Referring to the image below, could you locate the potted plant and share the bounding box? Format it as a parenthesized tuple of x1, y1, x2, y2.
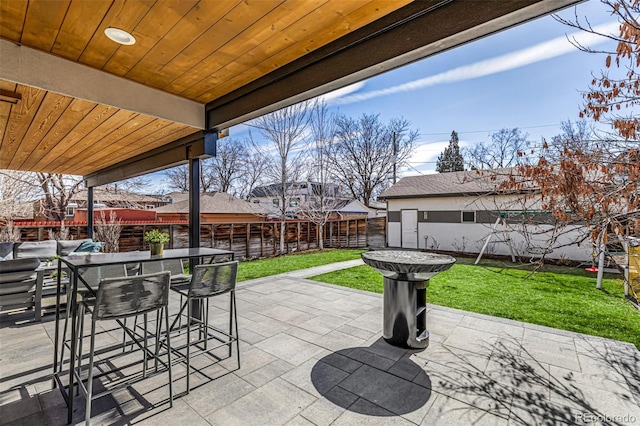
(144, 229, 170, 256)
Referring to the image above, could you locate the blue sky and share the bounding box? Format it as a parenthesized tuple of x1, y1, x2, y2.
(154, 0, 618, 188)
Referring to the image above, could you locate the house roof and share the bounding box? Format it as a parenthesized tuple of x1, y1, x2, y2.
(155, 192, 266, 215)
(71, 188, 162, 204)
(0, 1, 578, 183)
(379, 169, 516, 199)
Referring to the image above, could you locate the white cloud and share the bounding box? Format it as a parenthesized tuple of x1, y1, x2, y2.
(334, 21, 619, 105)
(319, 81, 366, 104)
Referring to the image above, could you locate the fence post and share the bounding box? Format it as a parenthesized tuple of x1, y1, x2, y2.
(212, 224, 217, 249)
(246, 223, 250, 259)
(260, 224, 264, 258)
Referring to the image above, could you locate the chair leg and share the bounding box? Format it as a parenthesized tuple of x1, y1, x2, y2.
(233, 292, 240, 369)
(77, 303, 85, 396)
(203, 300, 209, 351)
(59, 287, 72, 373)
(186, 300, 191, 394)
(85, 319, 98, 425)
(164, 306, 173, 407)
(122, 318, 127, 353)
(228, 292, 233, 358)
(143, 313, 148, 378)
(154, 310, 162, 373)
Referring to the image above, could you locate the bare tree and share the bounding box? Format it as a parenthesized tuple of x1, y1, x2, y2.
(463, 128, 532, 170)
(206, 137, 247, 194)
(94, 211, 122, 253)
(300, 101, 338, 249)
(249, 101, 312, 254)
(238, 145, 269, 200)
(498, 2, 640, 258)
(164, 162, 217, 193)
(35, 173, 83, 221)
(0, 170, 40, 220)
(328, 114, 418, 206)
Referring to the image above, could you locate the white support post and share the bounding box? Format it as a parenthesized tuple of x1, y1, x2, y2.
(503, 218, 516, 263)
(475, 216, 501, 265)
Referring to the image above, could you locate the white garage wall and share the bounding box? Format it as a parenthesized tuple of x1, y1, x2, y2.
(386, 196, 592, 262)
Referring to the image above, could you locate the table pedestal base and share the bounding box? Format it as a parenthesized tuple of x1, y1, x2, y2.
(382, 277, 429, 349)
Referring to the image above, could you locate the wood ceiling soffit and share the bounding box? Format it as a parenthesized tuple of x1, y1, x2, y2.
(103, 0, 200, 76)
(0, 0, 27, 41)
(125, 0, 240, 83)
(51, 109, 142, 169)
(9, 92, 73, 170)
(78, 0, 154, 69)
(20, 0, 70, 51)
(20, 98, 97, 171)
(188, 0, 409, 103)
(0, 85, 46, 169)
(74, 118, 186, 172)
(51, 0, 112, 61)
(35, 104, 118, 172)
(150, 0, 283, 94)
(179, 0, 330, 101)
(0, 80, 17, 147)
(74, 124, 196, 175)
(192, 0, 411, 102)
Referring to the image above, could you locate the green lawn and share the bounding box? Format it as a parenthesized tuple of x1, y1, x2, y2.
(310, 256, 640, 349)
(236, 249, 366, 282)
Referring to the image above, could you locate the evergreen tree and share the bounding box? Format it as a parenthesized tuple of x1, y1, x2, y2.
(436, 131, 465, 173)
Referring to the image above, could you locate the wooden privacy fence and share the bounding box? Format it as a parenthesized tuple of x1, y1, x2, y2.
(13, 218, 387, 259)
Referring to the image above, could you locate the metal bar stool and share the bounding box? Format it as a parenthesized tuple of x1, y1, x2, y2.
(74, 271, 173, 425)
(167, 261, 239, 393)
(59, 264, 127, 373)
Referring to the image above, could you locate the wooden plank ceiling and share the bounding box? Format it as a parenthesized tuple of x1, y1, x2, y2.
(0, 0, 411, 176)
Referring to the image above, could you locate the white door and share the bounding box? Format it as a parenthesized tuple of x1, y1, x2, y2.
(401, 210, 418, 249)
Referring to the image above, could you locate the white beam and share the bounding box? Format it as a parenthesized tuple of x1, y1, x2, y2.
(0, 39, 204, 129)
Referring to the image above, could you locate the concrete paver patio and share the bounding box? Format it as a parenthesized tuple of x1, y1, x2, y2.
(1, 260, 639, 425)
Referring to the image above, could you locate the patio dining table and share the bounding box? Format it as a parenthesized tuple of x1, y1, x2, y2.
(52, 247, 234, 424)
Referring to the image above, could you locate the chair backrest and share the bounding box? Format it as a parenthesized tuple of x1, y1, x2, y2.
(188, 261, 238, 299)
(77, 264, 128, 291)
(93, 271, 171, 320)
(141, 259, 184, 276)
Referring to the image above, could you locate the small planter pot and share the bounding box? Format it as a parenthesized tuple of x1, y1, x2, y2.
(150, 243, 164, 256)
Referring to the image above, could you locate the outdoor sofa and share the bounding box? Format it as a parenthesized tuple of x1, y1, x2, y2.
(0, 239, 102, 321)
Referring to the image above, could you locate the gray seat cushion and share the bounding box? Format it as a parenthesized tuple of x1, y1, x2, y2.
(0, 258, 39, 295)
(14, 241, 57, 261)
(0, 271, 38, 285)
(0, 258, 40, 273)
(58, 239, 92, 256)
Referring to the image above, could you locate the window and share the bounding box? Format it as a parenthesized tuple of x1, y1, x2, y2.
(289, 198, 299, 207)
(272, 199, 279, 206)
(66, 206, 75, 216)
(462, 211, 475, 223)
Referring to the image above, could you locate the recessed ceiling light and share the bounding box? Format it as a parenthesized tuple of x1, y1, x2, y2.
(104, 27, 136, 45)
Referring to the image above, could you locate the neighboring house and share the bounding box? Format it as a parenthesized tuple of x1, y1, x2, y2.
(379, 170, 591, 261)
(331, 199, 376, 220)
(33, 188, 168, 221)
(367, 201, 387, 218)
(251, 182, 342, 206)
(154, 192, 267, 223)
